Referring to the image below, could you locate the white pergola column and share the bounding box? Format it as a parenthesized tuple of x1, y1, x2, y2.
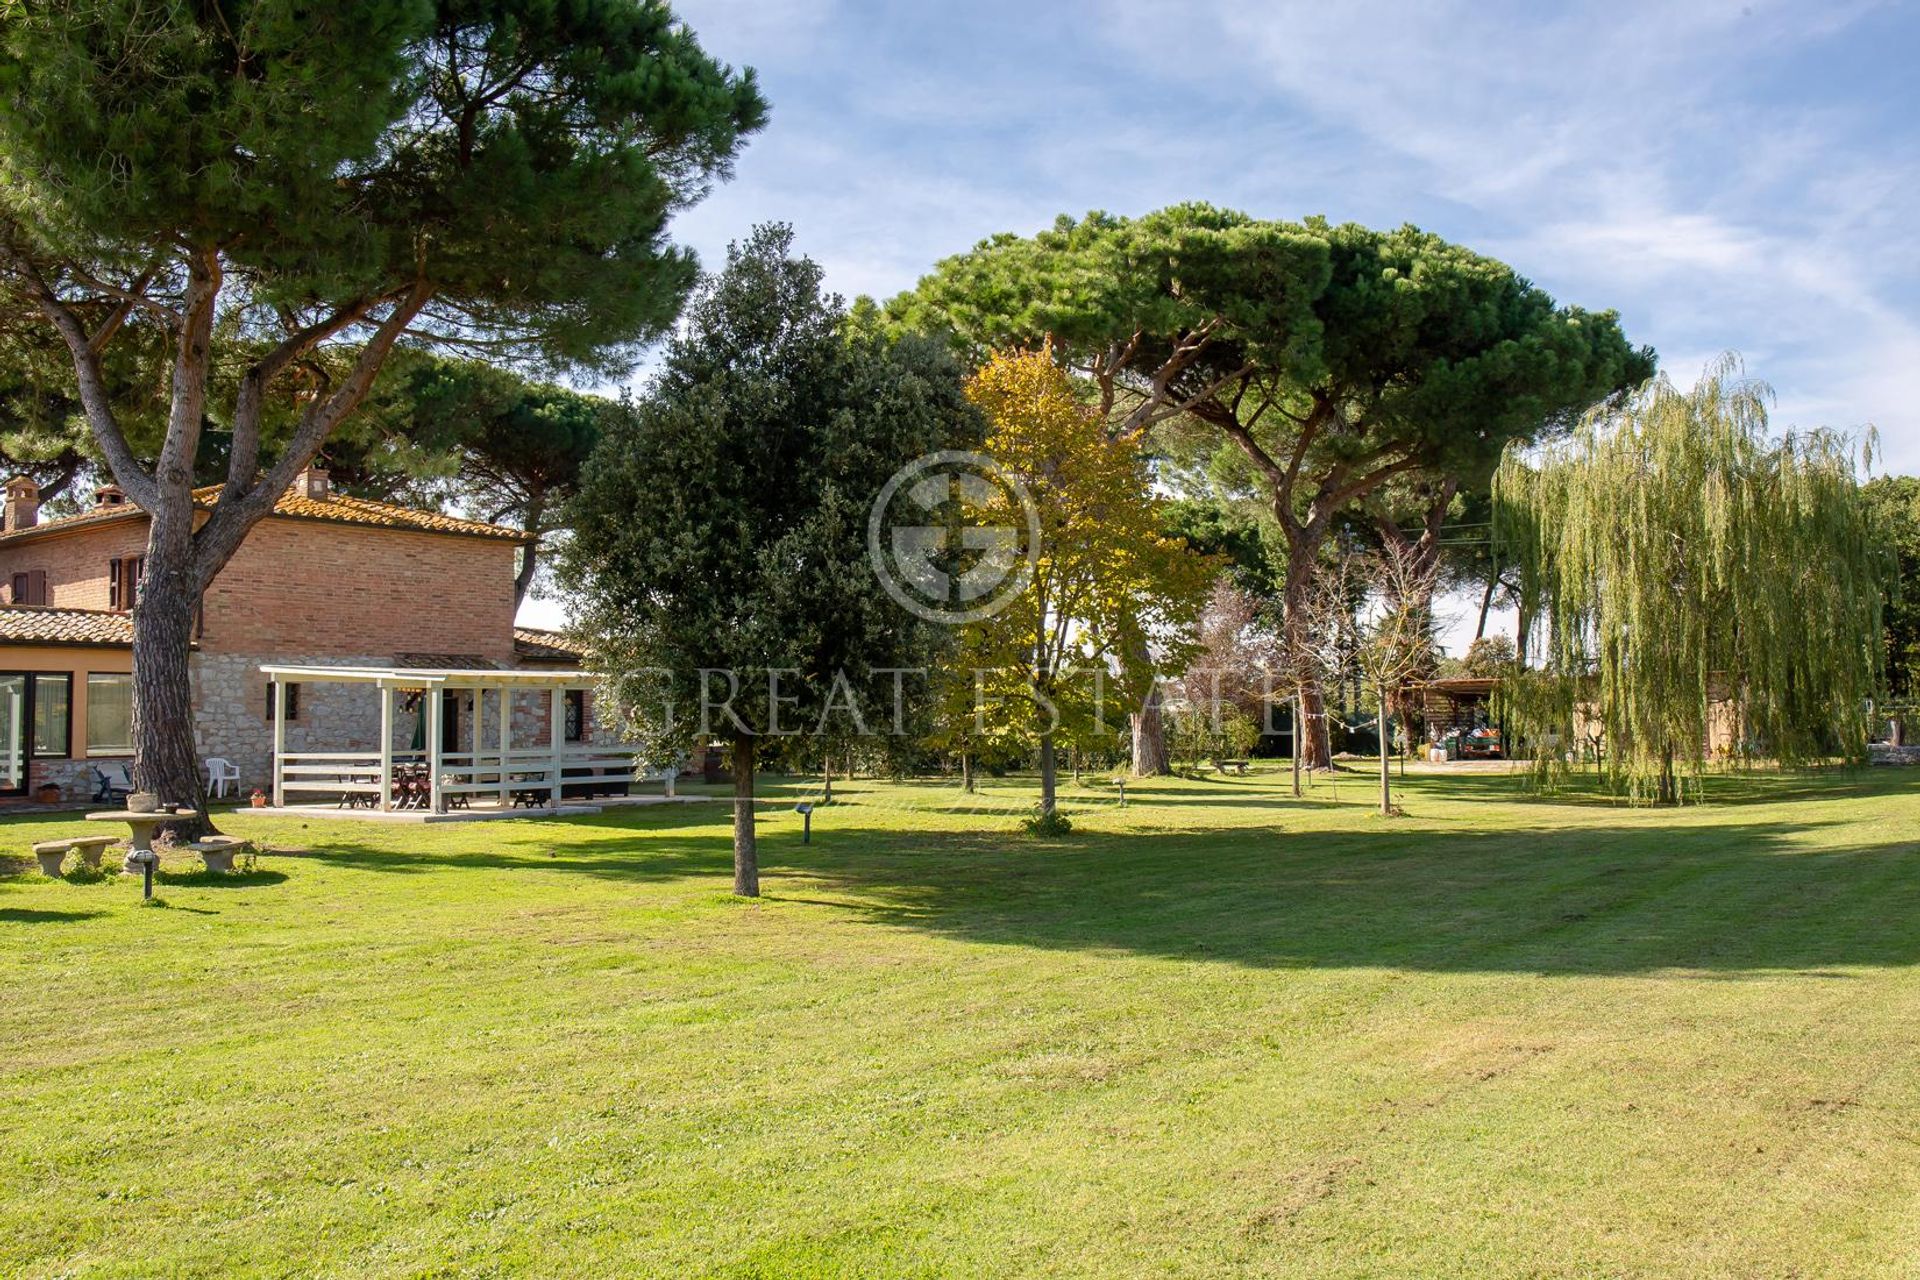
(549, 685, 565, 809)
(271, 679, 287, 808)
(378, 683, 395, 811)
(497, 688, 512, 809)
(426, 683, 444, 813)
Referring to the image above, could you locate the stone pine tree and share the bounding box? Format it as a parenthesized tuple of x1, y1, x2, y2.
(889, 206, 1326, 777)
(0, 0, 765, 828)
(362, 353, 609, 607)
(1494, 356, 1886, 801)
(890, 207, 1650, 772)
(560, 226, 978, 896)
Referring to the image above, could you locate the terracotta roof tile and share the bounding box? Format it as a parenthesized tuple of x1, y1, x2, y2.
(393, 653, 497, 670)
(0, 487, 527, 544)
(513, 627, 582, 664)
(243, 490, 527, 541)
(0, 605, 133, 647)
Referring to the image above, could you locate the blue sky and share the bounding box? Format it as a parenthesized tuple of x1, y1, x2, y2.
(660, 0, 1920, 466)
(532, 0, 1920, 642)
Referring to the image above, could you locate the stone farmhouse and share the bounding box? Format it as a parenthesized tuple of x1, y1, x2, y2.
(0, 468, 599, 804)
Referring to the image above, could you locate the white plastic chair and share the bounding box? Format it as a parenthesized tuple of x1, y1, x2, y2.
(205, 756, 241, 799)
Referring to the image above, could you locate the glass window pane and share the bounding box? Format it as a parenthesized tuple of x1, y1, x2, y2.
(33, 675, 70, 757)
(86, 673, 133, 756)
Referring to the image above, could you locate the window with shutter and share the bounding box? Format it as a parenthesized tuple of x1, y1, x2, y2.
(107, 557, 143, 611)
(27, 569, 45, 605)
(9, 572, 27, 604)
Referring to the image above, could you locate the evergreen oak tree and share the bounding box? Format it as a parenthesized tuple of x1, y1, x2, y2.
(559, 225, 977, 896)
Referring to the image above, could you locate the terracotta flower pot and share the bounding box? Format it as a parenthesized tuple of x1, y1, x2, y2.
(34, 784, 61, 805)
(250, 794, 267, 808)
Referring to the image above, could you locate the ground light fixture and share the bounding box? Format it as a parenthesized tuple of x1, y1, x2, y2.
(796, 803, 814, 844)
(130, 847, 156, 901)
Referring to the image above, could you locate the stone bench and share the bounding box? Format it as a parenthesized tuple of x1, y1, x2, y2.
(187, 836, 251, 873)
(30, 840, 73, 876)
(29, 837, 116, 876)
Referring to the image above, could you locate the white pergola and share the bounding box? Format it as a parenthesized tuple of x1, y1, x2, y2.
(261, 663, 642, 815)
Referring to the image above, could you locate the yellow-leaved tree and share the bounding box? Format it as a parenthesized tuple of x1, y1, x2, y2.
(958, 347, 1215, 828)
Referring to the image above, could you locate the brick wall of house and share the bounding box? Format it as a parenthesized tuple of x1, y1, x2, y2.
(0, 514, 518, 662)
(3, 523, 151, 611)
(200, 519, 518, 662)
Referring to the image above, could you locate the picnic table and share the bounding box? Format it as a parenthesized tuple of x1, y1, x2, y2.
(1213, 759, 1252, 776)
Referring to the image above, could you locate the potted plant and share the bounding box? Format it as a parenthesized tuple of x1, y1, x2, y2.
(33, 781, 62, 805)
(250, 788, 268, 809)
(126, 790, 158, 813)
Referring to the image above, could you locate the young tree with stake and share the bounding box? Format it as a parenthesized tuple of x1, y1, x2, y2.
(1352, 543, 1440, 815)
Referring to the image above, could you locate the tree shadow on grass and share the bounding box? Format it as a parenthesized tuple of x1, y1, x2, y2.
(1393, 765, 1899, 809)
(767, 813, 1920, 976)
(0, 907, 107, 924)
(154, 868, 290, 890)
(245, 773, 1920, 976)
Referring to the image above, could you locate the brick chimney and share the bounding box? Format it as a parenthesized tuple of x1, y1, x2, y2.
(92, 483, 128, 509)
(294, 465, 331, 500)
(3, 476, 39, 532)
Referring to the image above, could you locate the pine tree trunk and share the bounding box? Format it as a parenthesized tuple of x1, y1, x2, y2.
(131, 550, 213, 839)
(1038, 733, 1058, 817)
(1475, 569, 1498, 640)
(1292, 691, 1304, 798)
(1126, 636, 1170, 777)
(1283, 554, 1333, 770)
(731, 734, 759, 896)
(510, 491, 545, 609)
(961, 751, 974, 793)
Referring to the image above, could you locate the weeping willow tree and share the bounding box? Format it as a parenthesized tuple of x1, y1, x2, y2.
(1494, 356, 1885, 801)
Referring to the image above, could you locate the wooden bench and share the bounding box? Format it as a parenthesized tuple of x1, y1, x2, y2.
(1213, 759, 1251, 776)
(187, 836, 250, 873)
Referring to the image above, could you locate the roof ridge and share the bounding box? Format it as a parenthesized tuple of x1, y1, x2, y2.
(0, 602, 127, 615)
(2, 484, 526, 543)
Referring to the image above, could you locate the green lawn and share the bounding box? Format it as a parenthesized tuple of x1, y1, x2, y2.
(4, 767, 1919, 1278)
